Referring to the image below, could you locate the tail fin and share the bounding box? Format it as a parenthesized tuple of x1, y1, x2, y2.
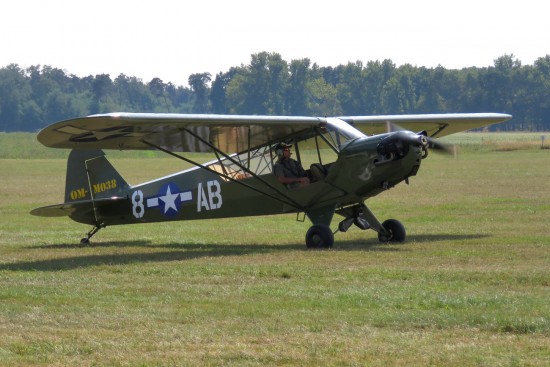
(64, 149, 129, 203)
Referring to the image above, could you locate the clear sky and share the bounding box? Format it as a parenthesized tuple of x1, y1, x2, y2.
(2, 0, 548, 86)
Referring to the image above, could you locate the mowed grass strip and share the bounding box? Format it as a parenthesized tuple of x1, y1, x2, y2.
(0, 136, 549, 366)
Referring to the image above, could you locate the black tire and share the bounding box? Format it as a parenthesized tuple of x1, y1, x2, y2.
(306, 225, 334, 248)
(377, 219, 406, 243)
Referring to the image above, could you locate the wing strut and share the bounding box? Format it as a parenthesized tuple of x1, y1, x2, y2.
(430, 123, 448, 138)
(140, 138, 306, 211)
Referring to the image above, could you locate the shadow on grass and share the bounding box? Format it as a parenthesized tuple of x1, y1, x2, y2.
(30, 240, 155, 249)
(8, 241, 310, 271)
(5, 233, 489, 272)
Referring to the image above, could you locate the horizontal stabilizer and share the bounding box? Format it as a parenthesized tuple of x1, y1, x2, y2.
(31, 197, 129, 225)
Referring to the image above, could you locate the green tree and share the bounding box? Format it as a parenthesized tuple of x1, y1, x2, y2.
(306, 77, 342, 116)
(362, 59, 396, 114)
(210, 71, 232, 114)
(114, 74, 155, 111)
(188, 73, 211, 113)
(90, 74, 113, 114)
(336, 61, 367, 115)
(287, 58, 311, 115)
(531, 55, 550, 130)
(265, 53, 288, 114)
(226, 52, 289, 115)
(1, 53, 550, 132)
(0, 64, 31, 131)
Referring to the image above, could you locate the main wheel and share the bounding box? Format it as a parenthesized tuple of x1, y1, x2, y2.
(377, 219, 406, 243)
(306, 225, 334, 248)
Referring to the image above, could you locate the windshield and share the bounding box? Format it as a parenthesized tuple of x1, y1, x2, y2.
(325, 117, 365, 150)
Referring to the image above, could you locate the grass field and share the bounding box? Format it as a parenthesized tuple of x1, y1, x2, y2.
(0, 133, 549, 366)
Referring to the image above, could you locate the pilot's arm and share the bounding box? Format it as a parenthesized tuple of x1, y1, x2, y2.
(273, 163, 310, 186)
(275, 175, 310, 185)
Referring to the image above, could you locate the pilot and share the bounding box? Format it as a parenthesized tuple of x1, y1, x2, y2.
(273, 142, 310, 188)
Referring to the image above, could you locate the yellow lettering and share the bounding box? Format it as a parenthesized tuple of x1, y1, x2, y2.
(70, 188, 86, 200)
(92, 179, 118, 194)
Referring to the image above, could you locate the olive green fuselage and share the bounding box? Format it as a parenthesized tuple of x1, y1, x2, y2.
(73, 132, 423, 228)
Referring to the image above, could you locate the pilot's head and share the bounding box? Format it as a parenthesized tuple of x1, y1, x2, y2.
(275, 142, 292, 159)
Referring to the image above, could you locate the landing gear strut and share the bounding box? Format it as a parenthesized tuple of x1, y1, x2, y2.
(336, 203, 407, 243)
(80, 224, 104, 246)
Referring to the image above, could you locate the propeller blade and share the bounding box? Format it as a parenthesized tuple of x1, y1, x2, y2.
(427, 137, 454, 155)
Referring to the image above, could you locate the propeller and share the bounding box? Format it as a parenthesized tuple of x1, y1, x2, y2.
(386, 123, 455, 157)
(417, 130, 454, 155)
(375, 123, 455, 165)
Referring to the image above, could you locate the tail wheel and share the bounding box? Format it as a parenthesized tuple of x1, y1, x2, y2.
(306, 225, 334, 249)
(378, 219, 406, 243)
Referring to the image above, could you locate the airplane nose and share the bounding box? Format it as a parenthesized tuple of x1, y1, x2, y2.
(374, 131, 427, 165)
(338, 131, 424, 160)
(418, 135, 428, 147)
(329, 132, 425, 196)
(374, 130, 457, 165)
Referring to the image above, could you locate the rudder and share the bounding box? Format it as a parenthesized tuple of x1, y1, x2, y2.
(64, 150, 129, 203)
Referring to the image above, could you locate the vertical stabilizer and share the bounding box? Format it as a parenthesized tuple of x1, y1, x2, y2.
(64, 150, 129, 203)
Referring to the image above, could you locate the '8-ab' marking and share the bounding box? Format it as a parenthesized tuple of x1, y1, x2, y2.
(132, 190, 145, 218)
(131, 180, 222, 219)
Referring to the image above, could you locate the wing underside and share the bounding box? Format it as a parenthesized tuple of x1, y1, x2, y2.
(37, 113, 324, 153)
(341, 113, 511, 137)
(37, 112, 511, 153)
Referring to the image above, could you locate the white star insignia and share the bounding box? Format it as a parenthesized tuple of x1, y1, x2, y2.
(159, 186, 179, 213)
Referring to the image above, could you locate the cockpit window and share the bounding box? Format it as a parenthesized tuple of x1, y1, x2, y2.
(205, 145, 273, 181)
(203, 118, 365, 182)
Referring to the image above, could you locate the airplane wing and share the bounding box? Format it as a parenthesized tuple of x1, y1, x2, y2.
(37, 113, 324, 153)
(37, 112, 511, 153)
(341, 113, 511, 138)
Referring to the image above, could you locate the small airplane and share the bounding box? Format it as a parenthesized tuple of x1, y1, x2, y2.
(31, 112, 511, 248)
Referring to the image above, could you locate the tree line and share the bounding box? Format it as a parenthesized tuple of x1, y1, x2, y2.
(1, 52, 549, 132)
